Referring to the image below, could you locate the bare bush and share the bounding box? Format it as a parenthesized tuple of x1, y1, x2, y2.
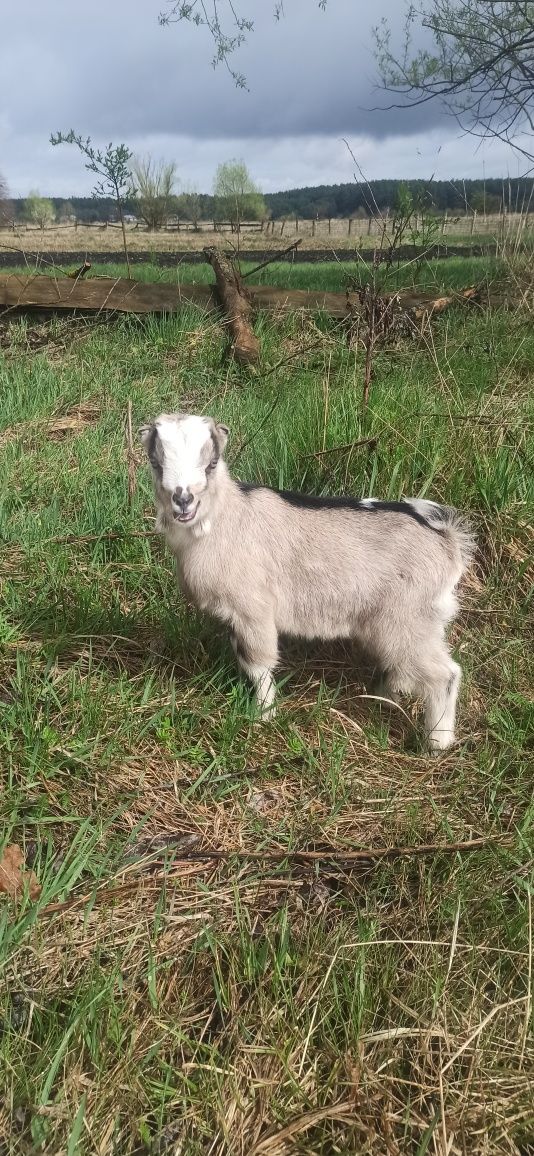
(132, 156, 177, 229)
(0, 171, 14, 226)
(176, 186, 203, 229)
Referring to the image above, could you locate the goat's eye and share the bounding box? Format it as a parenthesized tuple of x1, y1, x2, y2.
(206, 459, 217, 473)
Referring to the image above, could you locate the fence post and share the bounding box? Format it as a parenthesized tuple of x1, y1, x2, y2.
(328, 218, 331, 234)
(441, 210, 448, 237)
(295, 217, 299, 234)
(280, 219, 285, 236)
(312, 218, 316, 237)
(367, 216, 372, 235)
(348, 218, 352, 236)
(470, 210, 477, 236)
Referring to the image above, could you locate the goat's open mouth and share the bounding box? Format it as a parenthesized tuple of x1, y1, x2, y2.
(173, 501, 200, 524)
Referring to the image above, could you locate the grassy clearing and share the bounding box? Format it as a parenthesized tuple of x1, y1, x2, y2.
(0, 265, 533, 1153)
(86, 256, 503, 295)
(2, 254, 504, 299)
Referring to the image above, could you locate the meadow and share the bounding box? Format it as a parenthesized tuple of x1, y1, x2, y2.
(0, 212, 531, 257)
(80, 255, 503, 294)
(0, 254, 533, 1154)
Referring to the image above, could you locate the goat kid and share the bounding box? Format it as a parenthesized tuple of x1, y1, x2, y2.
(140, 413, 474, 750)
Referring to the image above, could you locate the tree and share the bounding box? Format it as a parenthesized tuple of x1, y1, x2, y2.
(176, 185, 203, 229)
(213, 161, 266, 230)
(159, 1, 327, 86)
(374, 2, 534, 169)
(50, 130, 135, 274)
(0, 171, 13, 226)
(58, 200, 76, 223)
(24, 191, 55, 230)
(132, 155, 177, 229)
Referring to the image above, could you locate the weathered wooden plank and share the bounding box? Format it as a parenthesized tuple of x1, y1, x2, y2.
(0, 274, 353, 317)
(0, 274, 216, 314)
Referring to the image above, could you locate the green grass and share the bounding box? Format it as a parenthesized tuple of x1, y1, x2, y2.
(3, 253, 505, 295)
(0, 269, 533, 1153)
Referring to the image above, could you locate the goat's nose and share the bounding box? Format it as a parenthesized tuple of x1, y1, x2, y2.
(173, 488, 194, 510)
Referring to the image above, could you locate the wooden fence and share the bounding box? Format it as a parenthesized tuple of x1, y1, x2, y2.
(2, 211, 532, 241)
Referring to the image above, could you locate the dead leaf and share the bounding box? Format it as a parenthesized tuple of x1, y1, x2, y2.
(0, 845, 41, 901)
(248, 788, 283, 815)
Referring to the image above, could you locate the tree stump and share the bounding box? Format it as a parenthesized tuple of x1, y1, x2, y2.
(203, 246, 260, 365)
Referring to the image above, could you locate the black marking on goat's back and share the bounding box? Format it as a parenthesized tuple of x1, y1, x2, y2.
(237, 483, 443, 534)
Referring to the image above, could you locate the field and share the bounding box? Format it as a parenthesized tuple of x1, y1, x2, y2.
(1, 212, 532, 257)
(0, 255, 533, 1154)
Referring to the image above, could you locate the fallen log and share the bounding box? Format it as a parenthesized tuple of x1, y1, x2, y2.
(0, 273, 358, 318)
(0, 273, 479, 322)
(0, 273, 215, 315)
(203, 246, 260, 365)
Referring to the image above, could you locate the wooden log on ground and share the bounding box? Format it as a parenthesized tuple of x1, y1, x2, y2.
(0, 274, 480, 321)
(0, 273, 216, 314)
(203, 246, 260, 365)
(0, 273, 357, 317)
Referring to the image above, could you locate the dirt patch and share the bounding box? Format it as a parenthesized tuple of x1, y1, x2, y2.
(0, 244, 499, 269)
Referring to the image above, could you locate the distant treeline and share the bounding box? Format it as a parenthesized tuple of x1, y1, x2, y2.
(9, 178, 534, 223)
(265, 177, 533, 219)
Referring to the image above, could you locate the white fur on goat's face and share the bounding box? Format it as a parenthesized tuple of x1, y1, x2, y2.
(140, 413, 228, 531)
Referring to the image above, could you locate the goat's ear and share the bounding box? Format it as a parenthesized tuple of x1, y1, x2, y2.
(138, 424, 154, 450)
(215, 423, 229, 452)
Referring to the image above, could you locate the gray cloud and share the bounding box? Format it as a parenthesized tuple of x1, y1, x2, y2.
(0, 0, 520, 195)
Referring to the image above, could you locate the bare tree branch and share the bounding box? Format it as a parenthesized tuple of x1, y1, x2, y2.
(374, 1, 534, 169)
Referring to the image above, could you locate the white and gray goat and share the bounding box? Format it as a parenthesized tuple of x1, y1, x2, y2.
(140, 413, 474, 750)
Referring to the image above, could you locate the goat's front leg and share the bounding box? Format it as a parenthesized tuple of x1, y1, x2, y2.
(231, 620, 278, 717)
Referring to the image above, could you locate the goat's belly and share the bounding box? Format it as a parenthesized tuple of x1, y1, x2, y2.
(277, 603, 360, 642)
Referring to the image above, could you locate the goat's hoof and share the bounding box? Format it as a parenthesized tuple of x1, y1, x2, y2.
(255, 702, 277, 722)
(428, 733, 455, 755)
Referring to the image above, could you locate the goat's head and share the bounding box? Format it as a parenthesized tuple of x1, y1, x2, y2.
(139, 413, 229, 530)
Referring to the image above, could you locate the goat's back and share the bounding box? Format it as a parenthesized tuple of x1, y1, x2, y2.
(165, 480, 472, 643)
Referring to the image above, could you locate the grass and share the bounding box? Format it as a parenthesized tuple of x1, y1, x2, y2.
(2, 253, 505, 299)
(0, 261, 533, 1153)
(87, 255, 504, 295)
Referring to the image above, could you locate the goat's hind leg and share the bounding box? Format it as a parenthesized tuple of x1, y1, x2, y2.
(381, 637, 462, 752)
(231, 621, 279, 718)
(423, 655, 461, 752)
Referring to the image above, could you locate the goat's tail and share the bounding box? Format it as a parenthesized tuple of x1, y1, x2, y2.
(407, 499, 476, 574)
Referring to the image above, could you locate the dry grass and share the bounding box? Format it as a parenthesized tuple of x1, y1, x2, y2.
(0, 213, 531, 256)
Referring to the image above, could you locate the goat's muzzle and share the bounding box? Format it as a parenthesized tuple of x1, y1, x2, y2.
(172, 488, 199, 524)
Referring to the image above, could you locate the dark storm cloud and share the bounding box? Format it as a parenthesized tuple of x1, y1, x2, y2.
(0, 0, 518, 194)
(1, 0, 443, 142)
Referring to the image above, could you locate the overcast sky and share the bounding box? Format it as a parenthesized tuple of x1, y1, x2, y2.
(0, 0, 523, 198)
